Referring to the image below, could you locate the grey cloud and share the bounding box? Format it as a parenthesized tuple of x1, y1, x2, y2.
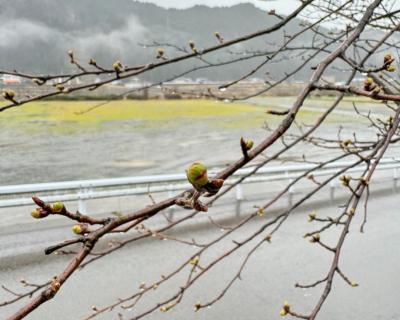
(0, 19, 54, 48)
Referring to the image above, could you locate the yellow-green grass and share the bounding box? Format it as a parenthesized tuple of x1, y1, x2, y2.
(0, 99, 348, 134)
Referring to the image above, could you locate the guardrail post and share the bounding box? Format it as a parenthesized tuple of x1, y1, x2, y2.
(235, 184, 244, 201)
(168, 190, 175, 220)
(78, 187, 87, 213)
(235, 184, 244, 216)
(286, 171, 293, 207)
(330, 181, 335, 201)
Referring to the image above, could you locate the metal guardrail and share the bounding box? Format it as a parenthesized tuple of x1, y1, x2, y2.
(0, 159, 399, 211)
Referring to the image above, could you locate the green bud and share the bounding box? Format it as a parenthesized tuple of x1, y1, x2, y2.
(2, 89, 15, 100)
(245, 139, 254, 150)
(52, 202, 65, 213)
(186, 162, 209, 190)
(72, 225, 82, 234)
(31, 208, 42, 219)
(72, 223, 89, 234)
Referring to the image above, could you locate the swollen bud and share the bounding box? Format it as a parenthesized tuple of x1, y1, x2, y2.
(31, 208, 48, 219)
(280, 301, 290, 316)
(52, 202, 65, 213)
(156, 48, 165, 59)
(309, 233, 320, 243)
(364, 77, 376, 92)
(189, 255, 200, 266)
(186, 162, 209, 190)
(245, 139, 254, 150)
(387, 65, 396, 72)
(308, 211, 317, 222)
(72, 223, 89, 235)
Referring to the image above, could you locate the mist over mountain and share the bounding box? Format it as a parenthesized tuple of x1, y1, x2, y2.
(0, 1, 373, 82)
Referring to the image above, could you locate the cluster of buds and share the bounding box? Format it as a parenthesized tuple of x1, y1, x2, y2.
(31, 198, 66, 219)
(383, 53, 396, 72)
(214, 32, 224, 44)
(2, 89, 16, 101)
(339, 175, 351, 187)
(72, 223, 90, 235)
(156, 48, 166, 59)
(256, 208, 265, 217)
(363, 77, 380, 94)
(279, 301, 290, 317)
(112, 60, 124, 73)
(188, 40, 198, 53)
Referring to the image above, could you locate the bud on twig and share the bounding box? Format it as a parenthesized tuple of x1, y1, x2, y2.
(2, 89, 16, 102)
(72, 223, 89, 235)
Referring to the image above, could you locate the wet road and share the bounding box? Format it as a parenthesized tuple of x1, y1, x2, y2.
(1, 188, 399, 320)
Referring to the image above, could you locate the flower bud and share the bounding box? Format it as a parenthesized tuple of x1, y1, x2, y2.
(31, 208, 49, 219)
(156, 48, 165, 59)
(189, 40, 197, 53)
(52, 202, 65, 213)
(112, 60, 123, 72)
(89, 58, 96, 65)
(309, 233, 320, 243)
(387, 65, 396, 72)
(2, 89, 15, 101)
(245, 139, 254, 150)
(194, 302, 201, 311)
(190, 255, 200, 266)
(308, 211, 316, 222)
(280, 309, 287, 316)
(72, 223, 89, 235)
(186, 162, 209, 190)
(384, 53, 393, 64)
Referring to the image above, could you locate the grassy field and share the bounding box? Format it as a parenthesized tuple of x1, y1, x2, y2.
(0, 98, 358, 133)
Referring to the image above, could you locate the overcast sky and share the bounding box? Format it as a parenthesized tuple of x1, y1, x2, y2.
(134, 0, 300, 13)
